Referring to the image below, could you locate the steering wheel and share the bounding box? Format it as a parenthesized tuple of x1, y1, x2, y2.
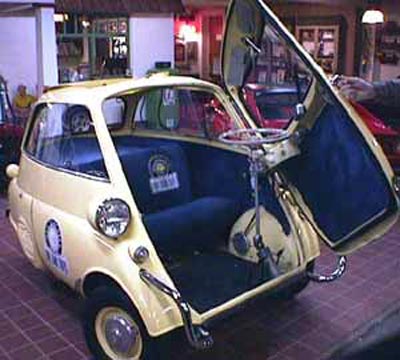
(218, 128, 291, 147)
(63, 105, 92, 134)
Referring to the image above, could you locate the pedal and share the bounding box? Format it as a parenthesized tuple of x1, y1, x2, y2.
(258, 247, 280, 278)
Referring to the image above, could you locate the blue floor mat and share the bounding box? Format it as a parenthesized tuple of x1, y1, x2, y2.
(169, 253, 273, 313)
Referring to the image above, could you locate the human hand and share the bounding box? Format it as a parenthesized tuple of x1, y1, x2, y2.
(336, 76, 376, 102)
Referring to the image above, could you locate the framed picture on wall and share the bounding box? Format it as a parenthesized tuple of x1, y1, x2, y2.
(186, 41, 198, 63)
(296, 25, 339, 74)
(175, 41, 185, 63)
(293, 16, 346, 74)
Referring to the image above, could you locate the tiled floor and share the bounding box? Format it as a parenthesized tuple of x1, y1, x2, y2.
(0, 195, 399, 359)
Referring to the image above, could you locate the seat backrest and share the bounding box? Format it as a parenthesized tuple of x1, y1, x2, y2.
(119, 143, 192, 214)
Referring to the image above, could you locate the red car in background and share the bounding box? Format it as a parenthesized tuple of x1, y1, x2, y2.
(242, 84, 400, 173)
(243, 84, 297, 129)
(350, 101, 400, 173)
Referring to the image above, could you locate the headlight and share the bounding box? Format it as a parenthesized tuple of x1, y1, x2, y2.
(95, 198, 131, 239)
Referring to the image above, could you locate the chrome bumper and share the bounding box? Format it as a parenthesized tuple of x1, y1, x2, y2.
(139, 269, 213, 350)
(307, 256, 347, 283)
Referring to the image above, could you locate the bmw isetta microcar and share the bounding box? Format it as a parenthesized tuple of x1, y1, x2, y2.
(6, 0, 400, 359)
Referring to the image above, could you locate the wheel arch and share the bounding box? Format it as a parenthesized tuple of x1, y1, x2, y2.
(80, 269, 181, 338)
(82, 271, 125, 297)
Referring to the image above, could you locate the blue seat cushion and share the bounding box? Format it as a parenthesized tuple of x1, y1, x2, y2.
(143, 197, 241, 254)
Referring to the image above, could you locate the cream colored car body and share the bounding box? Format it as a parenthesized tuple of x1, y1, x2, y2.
(7, 75, 322, 337)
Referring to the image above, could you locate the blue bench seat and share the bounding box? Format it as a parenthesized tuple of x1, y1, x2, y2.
(143, 197, 240, 254)
(117, 143, 240, 254)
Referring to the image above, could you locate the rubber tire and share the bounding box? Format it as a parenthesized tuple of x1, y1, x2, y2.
(83, 287, 161, 360)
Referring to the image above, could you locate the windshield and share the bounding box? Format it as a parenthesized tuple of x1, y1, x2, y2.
(223, 0, 314, 129)
(243, 20, 314, 129)
(130, 87, 238, 139)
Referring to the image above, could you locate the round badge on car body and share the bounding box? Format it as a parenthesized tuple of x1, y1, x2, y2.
(44, 219, 69, 275)
(45, 219, 62, 255)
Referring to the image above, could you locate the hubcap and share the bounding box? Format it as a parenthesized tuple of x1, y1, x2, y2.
(95, 307, 143, 360)
(105, 316, 138, 354)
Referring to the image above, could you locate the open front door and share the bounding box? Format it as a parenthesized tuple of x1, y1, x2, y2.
(222, 0, 399, 255)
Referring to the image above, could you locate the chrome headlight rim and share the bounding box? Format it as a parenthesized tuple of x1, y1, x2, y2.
(95, 198, 131, 239)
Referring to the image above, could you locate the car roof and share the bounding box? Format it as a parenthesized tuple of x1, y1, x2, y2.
(39, 75, 222, 105)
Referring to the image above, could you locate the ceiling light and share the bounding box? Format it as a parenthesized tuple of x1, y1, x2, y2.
(54, 13, 68, 23)
(362, 9, 384, 24)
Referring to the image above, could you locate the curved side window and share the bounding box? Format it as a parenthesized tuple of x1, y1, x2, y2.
(24, 103, 108, 180)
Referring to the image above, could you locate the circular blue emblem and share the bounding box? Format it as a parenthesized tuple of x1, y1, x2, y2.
(45, 219, 62, 255)
(232, 232, 250, 255)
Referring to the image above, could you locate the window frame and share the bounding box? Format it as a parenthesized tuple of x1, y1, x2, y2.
(102, 96, 127, 130)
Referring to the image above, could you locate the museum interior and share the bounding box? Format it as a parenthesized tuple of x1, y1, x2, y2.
(0, 0, 399, 360)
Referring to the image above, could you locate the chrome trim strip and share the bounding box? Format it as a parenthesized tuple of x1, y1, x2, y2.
(307, 256, 347, 283)
(330, 209, 387, 247)
(22, 151, 110, 183)
(243, 36, 262, 54)
(139, 269, 213, 350)
(393, 175, 400, 195)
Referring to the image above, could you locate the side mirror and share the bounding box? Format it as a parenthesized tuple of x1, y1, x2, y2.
(6, 164, 19, 179)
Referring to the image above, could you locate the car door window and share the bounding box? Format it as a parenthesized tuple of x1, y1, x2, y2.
(25, 103, 108, 179)
(133, 87, 235, 139)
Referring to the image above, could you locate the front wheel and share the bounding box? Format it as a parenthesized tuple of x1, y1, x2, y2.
(83, 287, 160, 360)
